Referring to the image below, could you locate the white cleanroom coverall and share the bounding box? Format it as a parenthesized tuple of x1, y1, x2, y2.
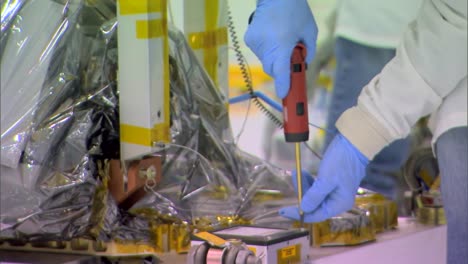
(336, 0, 467, 157)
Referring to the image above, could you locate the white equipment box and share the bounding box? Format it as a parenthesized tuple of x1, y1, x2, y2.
(190, 226, 310, 264)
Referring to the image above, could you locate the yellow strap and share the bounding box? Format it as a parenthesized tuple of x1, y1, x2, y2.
(136, 19, 166, 39)
(204, 0, 220, 86)
(194, 231, 227, 247)
(185, 1, 227, 91)
(119, 0, 163, 15)
(188, 27, 227, 90)
(120, 123, 170, 146)
(188, 28, 228, 49)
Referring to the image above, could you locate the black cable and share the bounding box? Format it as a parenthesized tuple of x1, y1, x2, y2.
(227, 6, 283, 128)
(227, 6, 325, 160)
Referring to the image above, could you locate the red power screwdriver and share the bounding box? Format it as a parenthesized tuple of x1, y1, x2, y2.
(283, 43, 309, 226)
(247, 13, 309, 225)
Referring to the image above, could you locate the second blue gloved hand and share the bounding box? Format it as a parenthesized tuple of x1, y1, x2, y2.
(244, 0, 317, 99)
(280, 134, 369, 222)
(290, 170, 315, 195)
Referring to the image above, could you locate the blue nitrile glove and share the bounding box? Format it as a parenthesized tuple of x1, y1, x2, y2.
(280, 133, 369, 222)
(244, 0, 318, 99)
(290, 170, 315, 195)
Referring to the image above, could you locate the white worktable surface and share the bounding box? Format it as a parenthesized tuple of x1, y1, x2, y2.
(158, 218, 447, 264)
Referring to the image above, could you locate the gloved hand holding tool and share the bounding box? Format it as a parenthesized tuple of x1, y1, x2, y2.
(245, 0, 317, 226)
(290, 170, 315, 197)
(282, 43, 310, 226)
(280, 134, 369, 222)
(244, 0, 318, 99)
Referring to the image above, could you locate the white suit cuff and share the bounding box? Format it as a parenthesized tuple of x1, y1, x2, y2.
(336, 106, 396, 159)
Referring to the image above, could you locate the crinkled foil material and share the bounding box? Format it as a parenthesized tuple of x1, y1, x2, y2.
(1, 0, 121, 242)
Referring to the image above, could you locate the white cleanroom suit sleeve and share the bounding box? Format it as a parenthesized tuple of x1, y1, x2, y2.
(335, 0, 467, 159)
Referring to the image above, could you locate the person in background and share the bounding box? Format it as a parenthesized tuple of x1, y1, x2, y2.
(244, 0, 467, 263)
(323, 0, 423, 199)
